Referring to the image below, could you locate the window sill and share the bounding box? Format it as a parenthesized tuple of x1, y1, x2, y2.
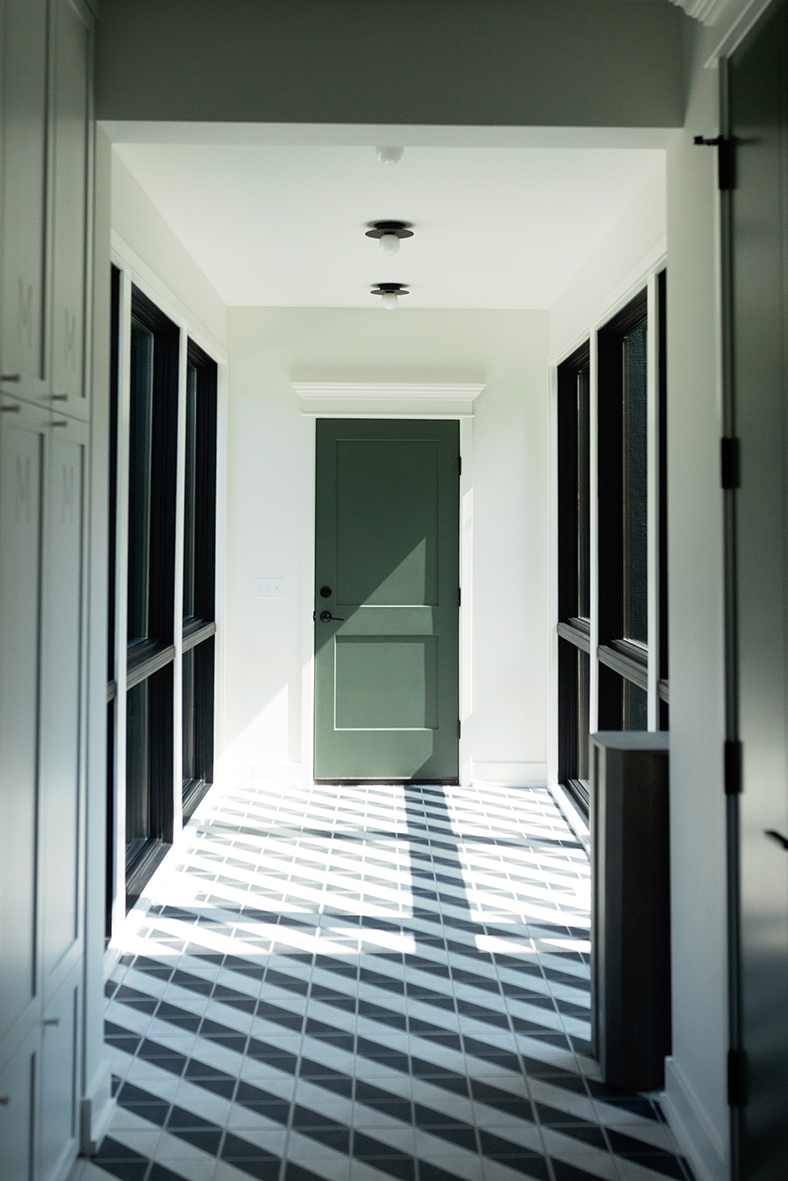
(182, 618, 216, 653)
(126, 642, 175, 690)
(597, 642, 649, 691)
(557, 619, 591, 653)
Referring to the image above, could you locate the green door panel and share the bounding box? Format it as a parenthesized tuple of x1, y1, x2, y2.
(314, 418, 459, 782)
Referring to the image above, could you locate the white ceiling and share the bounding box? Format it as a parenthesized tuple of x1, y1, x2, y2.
(113, 141, 665, 310)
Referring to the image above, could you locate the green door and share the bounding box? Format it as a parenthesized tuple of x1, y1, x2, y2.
(314, 418, 460, 782)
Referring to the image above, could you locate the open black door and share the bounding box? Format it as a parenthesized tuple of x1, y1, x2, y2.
(728, 5, 788, 1176)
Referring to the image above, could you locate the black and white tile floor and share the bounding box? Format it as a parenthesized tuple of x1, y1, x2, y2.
(70, 780, 694, 1181)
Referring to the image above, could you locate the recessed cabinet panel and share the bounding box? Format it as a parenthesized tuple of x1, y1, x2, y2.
(0, 0, 49, 397)
(0, 1032, 36, 1181)
(39, 977, 80, 1181)
(0, 401, 46, 1043)
(40, 419, 87, 980)
(50, 0, 91, 418)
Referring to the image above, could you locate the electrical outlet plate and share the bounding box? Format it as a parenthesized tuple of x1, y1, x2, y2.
(254, 577, 284, 599)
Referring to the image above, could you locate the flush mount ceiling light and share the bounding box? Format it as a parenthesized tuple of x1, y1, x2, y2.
(371, 282, 409, 310)
(365, 220, 414, 256)
(376, 145, 404, 165)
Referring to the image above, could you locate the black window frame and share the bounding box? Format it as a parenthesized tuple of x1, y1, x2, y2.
(123, 286, 180, 909)
(555, 273, 669, 811)
(597, 288, 650, 731)
(181, 339, 218, 820)
(557, 342, 592, 809)
(126, 287, 179, 664)
(657, 270, 669, 729)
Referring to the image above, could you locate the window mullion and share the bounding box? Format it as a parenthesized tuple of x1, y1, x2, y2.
(111, 266, 134, 935)
(588, 329, 600, 736)
(172, 326, 188, 846)
(646, 272, 661, 730)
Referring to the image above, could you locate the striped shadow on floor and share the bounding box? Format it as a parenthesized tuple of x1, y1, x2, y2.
(69, 781, 694, 1181)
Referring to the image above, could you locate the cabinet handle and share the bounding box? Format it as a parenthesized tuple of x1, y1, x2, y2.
(52, 420, 68, 428)
(42, 1017, 60, 1026)
(1, 374, 20, 382)
(0, 404, 21, 413)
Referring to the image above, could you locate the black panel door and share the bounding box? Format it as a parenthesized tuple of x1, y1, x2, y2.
(729, 6, 788, 1177)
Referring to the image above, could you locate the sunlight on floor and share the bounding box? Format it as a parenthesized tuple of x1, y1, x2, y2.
(71, 781, 691, 1181)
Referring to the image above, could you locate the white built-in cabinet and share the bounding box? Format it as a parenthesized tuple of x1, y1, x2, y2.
(0, 0, 94, 1178)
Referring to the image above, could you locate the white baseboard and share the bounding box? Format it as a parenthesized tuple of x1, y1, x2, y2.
(223, 761, 303, 784)
(662, 1057, 729, 1181)
(471, 761, 548, 787)
(79, 1059, 114, 1156)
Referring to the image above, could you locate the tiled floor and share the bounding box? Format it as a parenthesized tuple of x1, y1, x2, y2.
(70, 779, 694, 1181)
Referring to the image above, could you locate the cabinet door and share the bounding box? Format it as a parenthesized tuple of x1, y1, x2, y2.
(39, 414, 88, 991)
(0, 0, 49, 401)
(0, 1028, 37, 1181)
(39, 971, 80, 1181)
(0, 398, 47, 1044)
(50, 0, 92, 420)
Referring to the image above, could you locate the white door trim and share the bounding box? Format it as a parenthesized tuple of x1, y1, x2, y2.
(297, 387, 479, 787)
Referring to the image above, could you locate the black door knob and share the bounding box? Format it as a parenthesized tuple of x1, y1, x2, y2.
(319, 610, 344, 622)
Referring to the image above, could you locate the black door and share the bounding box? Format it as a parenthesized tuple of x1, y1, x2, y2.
(728, 5, 788, 1176)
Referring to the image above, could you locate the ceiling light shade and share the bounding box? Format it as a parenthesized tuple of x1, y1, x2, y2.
(365, 222, 414, 255)
(379, 233, 400, 256)
(376, 146, 404, 165)
(371, 282, 409, 310)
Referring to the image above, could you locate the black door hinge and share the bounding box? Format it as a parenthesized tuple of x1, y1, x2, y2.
(457, 719, 461, 740)
(458, 456, 462, 478)
(694, 135, 735, 191)
(458, 587, 461, 607)
(721, 437, 740, 490)
(725, 739, 742, 796)
(728, 1047, 748, 1106)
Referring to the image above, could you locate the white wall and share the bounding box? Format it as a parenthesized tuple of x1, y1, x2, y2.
(223, 307, 549, 786)
(662, 30, 729, 1181)
(110, 150, 227, 350)
(549, 157, 667, 357)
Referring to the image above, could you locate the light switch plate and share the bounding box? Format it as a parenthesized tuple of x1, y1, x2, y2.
(254, 577, 283, 599)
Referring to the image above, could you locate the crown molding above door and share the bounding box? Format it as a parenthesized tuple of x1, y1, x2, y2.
(291, 381, 486, 418)
(668, 0, 729, 25)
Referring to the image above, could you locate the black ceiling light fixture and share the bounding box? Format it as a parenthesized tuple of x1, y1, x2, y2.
(371, 282, 409, 310)
(365, 220, 414, 256)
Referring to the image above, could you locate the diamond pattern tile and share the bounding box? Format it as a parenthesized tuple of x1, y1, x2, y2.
(69, 781, 693, 1181)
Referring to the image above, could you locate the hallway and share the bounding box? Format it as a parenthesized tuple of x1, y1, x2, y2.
(72, 782, 691, 1181)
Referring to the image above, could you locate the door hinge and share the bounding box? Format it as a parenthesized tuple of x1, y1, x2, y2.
(458, 587, 461, 607)
(728, 1047, 748, 1106)
(725, 739, 742, 795)
(458, 456, 462, 478)
(694, 134, 735, 191)
(457, 719, 461, 740)
(721, 437, 740, 490)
